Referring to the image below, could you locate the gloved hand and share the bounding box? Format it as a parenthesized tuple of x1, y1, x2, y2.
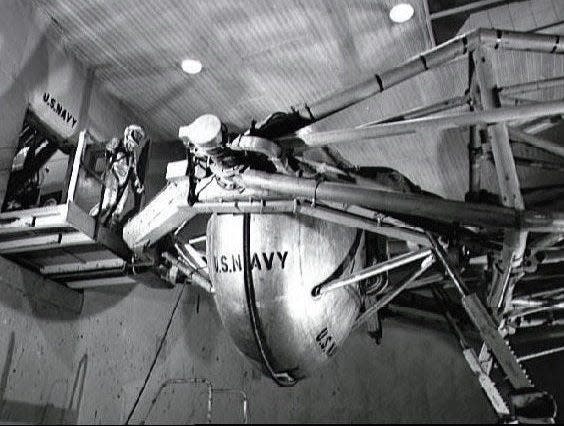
(133, 178, 145, 194)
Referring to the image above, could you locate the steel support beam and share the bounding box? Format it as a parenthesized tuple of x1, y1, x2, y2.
(518, 345, 564, 362)
(430, 0, 507, 20)
(163, 252, 214, 294)
(353, 255, 435, 329)
(428, 232, 532, 390)
(290, 28, 564, 127)
(312, 249, 433, 297)
(473, 46, 527, 313)
(238, 169, 564, 232)
(473, 46, 528, 377)
(285, 100, 564, 147)
(499, 76, 564, 96)
(508, 127, 564, 159)
(358, 95, 469, 127)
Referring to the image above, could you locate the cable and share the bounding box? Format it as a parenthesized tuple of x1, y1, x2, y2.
(124, 284, 185, 424)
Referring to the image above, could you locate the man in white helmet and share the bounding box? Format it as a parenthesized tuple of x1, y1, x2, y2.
(90, 124, 145, 228)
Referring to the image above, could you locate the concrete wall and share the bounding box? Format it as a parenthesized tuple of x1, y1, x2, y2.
(0, 252, 494, 423)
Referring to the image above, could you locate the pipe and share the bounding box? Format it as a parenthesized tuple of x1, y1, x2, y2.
(197, 187, 279, 203)
(358, 95, 469, 127)
(508, 127, 564, 159)
(500, 95, 541, 106)
(294, 30, 472, 122)
(189, 235, 207, 245)
(286, 100, 564, 147)
(430, 0, 507, 20)
(239, 170, 515, 228)
(507, 306, 559, 321)
(187, 200, 297, 214)
(477, 28, 564, 54)
(312, 249, 433, 296)
(491, 230, 528, 309)
(499, 76, 564, 96)
(511, 317, 564, 329)
(523, 186, 564, 207)
(535, 249, 564, 264)
(354, 255, 435, 329)
(511, 324, 564, 342)
(426, 232, 470, 296)
(518, 345, 564, 362)
(297, 204, 430, 246)
(186, 198, 430, 245)
(530, 233, 564, 250)
(163, 252, 214, 294)
(291, 28, 564, 125)
(518, 287, 564, 302)
(512, 157, 564, 172)
(239, 169, 564, 232)
(512, 299, 564, 309)
(520, 116, 562, 135)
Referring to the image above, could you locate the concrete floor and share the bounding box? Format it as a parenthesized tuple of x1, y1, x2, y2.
(0, 254, 496, 423)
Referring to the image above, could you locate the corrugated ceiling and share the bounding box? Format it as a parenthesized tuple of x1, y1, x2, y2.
(32, 0, 432, 140)
(31, 0, 564, 199)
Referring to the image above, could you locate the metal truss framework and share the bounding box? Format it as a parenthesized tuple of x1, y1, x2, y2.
(121, 28, 564, 422)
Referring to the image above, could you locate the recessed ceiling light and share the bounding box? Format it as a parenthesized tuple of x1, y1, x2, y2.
(389, 3, 414, 23)
(181, 58, 202, 74)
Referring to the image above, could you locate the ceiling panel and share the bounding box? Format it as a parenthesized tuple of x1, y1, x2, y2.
(30, 0, 564, 200)
(32, 0, 432, 139)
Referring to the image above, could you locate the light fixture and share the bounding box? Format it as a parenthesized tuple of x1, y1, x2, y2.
(181, 58, 203, 74)
(389, 3, 414, 24)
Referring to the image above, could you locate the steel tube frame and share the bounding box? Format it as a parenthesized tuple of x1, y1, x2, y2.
(284, 100, 564, 147)
(239, 169, 564, 232)
(163, 252, 214, 294)
(508, 127, 564, 159)
(530, 234, 564, 250)
(188, 200, 297, 214)
(358, 95, 469, 127)
(510, 317, 564, 329)
(428, 233, 534, 390)
(535, 249, 564, 264)
(512, 299, 564, 309)
(312, 248, 433, 297)
(180, 198, 431, 245)
(518, 345, 564, 362)
(354, 255, 435, 328)
(291, 28, 564, 125)
(430, 0, 507, 20)
(426, 232, 469, 296)
(297, 204, 431, 246)
(430, 284, 512, 416)
(499, 76, 564, 96)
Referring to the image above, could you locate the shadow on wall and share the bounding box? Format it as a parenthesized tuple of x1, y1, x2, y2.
(180, 285, 223, 366)
(0, 256, 83, 321)
(0, 331, 88, 424)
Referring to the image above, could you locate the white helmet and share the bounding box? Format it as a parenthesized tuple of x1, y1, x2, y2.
(124, 124, 145, 150)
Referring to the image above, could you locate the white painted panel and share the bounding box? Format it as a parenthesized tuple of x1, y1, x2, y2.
(28, 38, 87, 138)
